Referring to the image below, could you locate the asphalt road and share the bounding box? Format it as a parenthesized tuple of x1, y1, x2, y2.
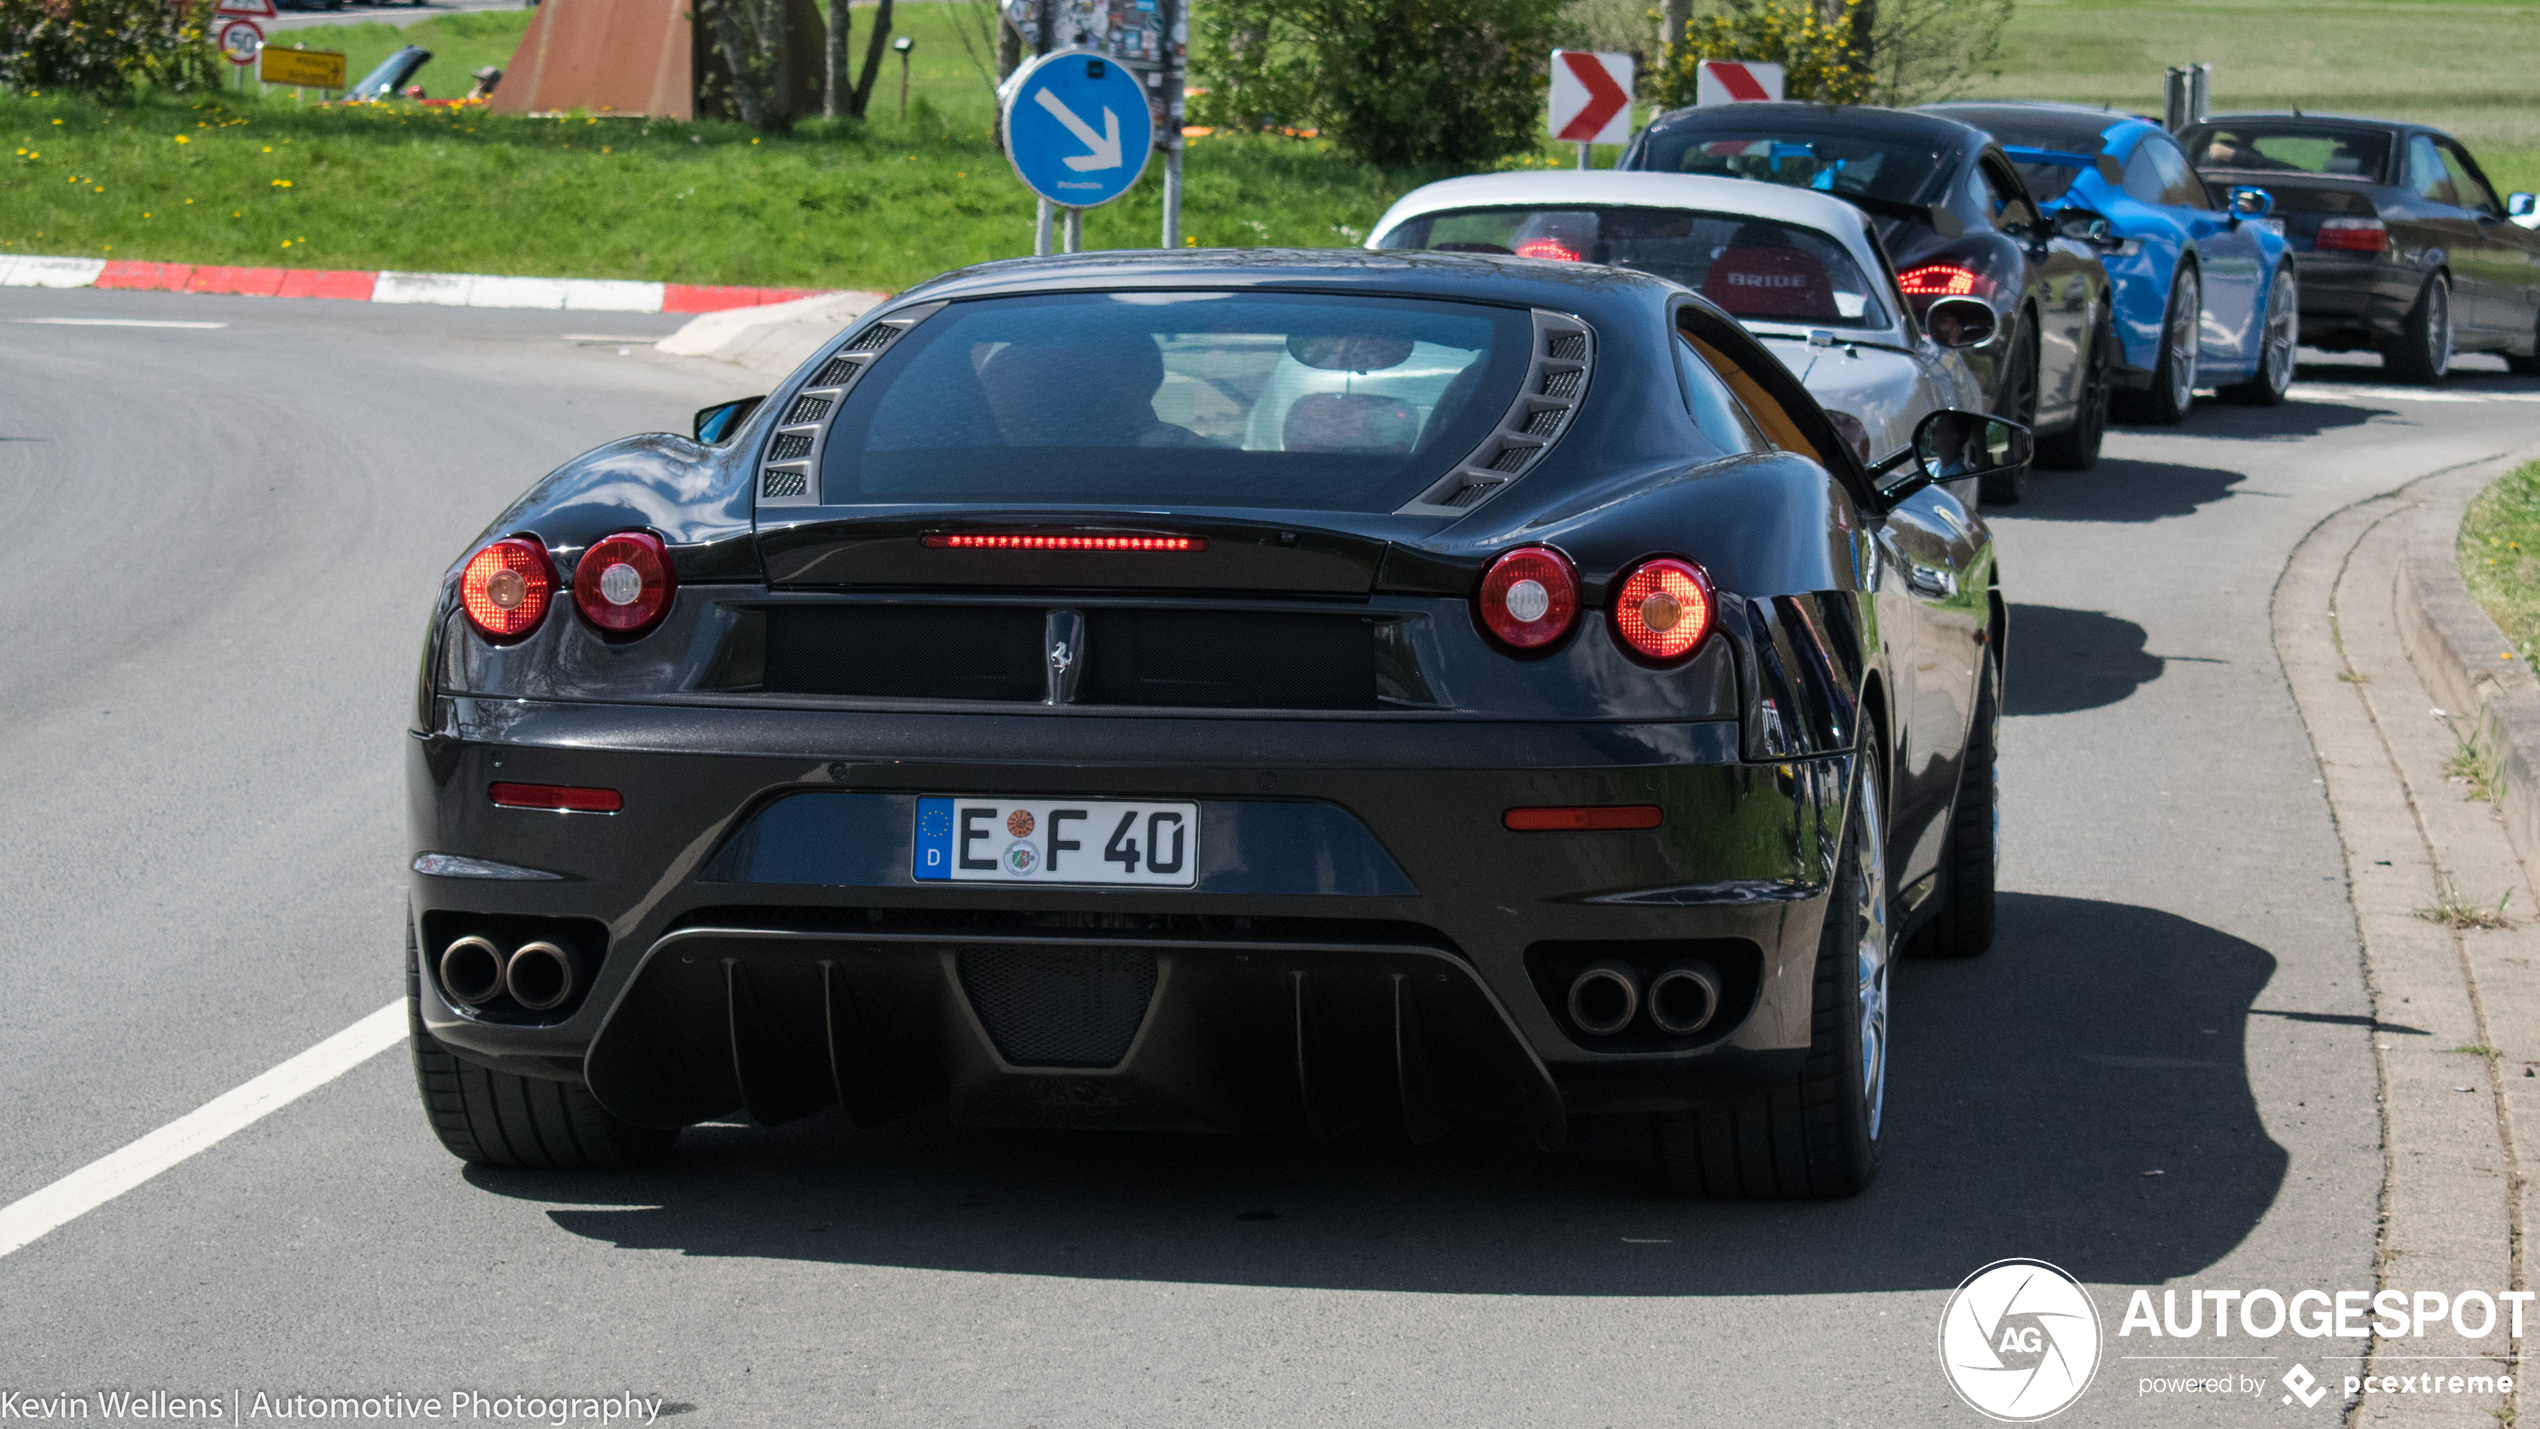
(2, 285, 2536, 1427)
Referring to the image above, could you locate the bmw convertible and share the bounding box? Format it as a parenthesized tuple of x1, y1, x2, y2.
(405, 251, 2022, 1199)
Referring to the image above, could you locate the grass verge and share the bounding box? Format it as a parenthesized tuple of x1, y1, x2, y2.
(2461, 461, 2540, 668)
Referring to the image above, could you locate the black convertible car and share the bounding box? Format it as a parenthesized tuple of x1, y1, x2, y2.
(1620, 102, 2115, 500)
(2180, 113, 2540, 381)
(405, 251, 2021, 1199)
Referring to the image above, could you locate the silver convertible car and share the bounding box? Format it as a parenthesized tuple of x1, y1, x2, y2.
(1366, 172, 1997, 501)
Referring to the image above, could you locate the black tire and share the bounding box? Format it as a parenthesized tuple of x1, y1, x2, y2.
(2120, 266, 2200, 425)
(1977, 317, 2039, 505)
(1655, 746, 1891, 1198)
(407, 921, 677, 1170)
(2384, 273, 2453, 384)
(1914, 646, 2000, 958)
(2220, 265, 2299, 406)
(2036, 304, 2112, 471)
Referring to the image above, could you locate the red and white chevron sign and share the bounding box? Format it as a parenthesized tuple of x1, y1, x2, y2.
(1549, 50, 1635, 145)
(1696, 60, 1785, 105)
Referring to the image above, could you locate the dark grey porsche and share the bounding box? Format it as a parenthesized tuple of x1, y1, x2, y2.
(405, 250, 2021, 1199)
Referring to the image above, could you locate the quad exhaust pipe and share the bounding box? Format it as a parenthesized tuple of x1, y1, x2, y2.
(1565, 958, 1722, 1038)
(436, 934, 580, 1013)
(1566, 960, 1641, 1037)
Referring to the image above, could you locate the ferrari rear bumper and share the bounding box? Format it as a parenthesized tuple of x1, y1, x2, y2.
(408, 695, 1847, 1139)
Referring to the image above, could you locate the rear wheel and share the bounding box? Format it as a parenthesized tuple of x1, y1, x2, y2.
(2221, 266, 2299, 406)
(2036, 304, 2112, 471)
(1655, 747, 1890, 1198)
(2122, 267, 2201, 425)
(407, 921, 677, 1169)
(2385, 273, 2453, 384)
(1978, 318, 2039, 505)
(1914, 646, 2000, 958)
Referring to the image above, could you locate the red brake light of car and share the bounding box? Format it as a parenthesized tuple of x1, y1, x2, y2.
(922, 534, 1206, 551)
(573, 530, 677, 635)
(459, 537, 555, 641)
(1514, 238, 1583, 263)
(1610, 557, 1716, 662)
(1476, 545, 1579, 651)
(489, 782, 623, 813)
(2313, 217, 2389, 253)
(1505, 805, 1664, 831)
(1896, 264, 1994, 299)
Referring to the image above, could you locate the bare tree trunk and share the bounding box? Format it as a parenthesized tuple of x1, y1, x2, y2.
(706, 0, 769, 128)
(846, 0, 894, 117)
(826, 0, 851, 116)
(996, 7, 1021, 81)
(1660, 0, 1691, 61)
(1847, 0, 1878, 75)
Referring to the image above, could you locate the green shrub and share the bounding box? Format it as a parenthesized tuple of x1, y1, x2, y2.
(1192, 0, 1567, 169)
(1652, 0, 2013, 111)
(0, 0, 223, 98)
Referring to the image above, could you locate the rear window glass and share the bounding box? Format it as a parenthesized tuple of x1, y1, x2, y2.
(2187, 125, 2391, 180)
(1376, 206, 1889, 329)
(816, 292, 1533, 512)
(1637, 131, 1942, 206)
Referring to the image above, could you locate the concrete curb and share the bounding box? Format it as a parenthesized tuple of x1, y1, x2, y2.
(2394, 453, 2540, 887)
(0, 252, 856, 315)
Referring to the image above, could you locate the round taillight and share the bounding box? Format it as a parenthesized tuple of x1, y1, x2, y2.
(573, 530, 676, 635)
(1611, 557, 1715, 663)
(459, 537, 554, 641)
(1476, 545, 1579, 651)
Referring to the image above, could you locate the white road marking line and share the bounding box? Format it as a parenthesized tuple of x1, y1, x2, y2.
(14, 318, 229, 329)
(0, 1000, 406, 1259)
(2288, 383, 2540, 404)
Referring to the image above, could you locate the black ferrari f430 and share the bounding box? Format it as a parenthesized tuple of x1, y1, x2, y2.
(407, 251, 2021, 1199)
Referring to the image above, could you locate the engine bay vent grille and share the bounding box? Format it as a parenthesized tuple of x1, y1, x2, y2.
(956, 945, 1157, 1068)
(768, 433, 813, 462)
(761, 468, 809, 499)
(756, 301, 948, 510)
(1395, 309, 1593, 518)
(782, 395, 833, 426)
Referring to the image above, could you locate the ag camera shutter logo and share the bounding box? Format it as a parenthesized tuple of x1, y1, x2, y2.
(1939, 1259, 2103, 1421)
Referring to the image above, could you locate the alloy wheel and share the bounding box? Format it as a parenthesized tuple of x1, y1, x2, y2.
(2425, 280, 2453, 378)
(1853, 764, 1891, 1141)
(2261, 271, 2298, 396)
(2167, 271, 2201, 413)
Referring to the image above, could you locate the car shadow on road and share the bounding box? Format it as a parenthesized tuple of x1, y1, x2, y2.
(2015, 456, 2249, 522)
(475, 892, 2297, 1297)
(2007, 604, 2169, 716)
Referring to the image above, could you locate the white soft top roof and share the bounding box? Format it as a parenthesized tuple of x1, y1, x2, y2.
(1364, 171, 1905, 341)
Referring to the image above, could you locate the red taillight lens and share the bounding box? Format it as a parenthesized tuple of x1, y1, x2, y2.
(1611, 557, 1715, 663)
(1505, 805, 1663, 831)
(2313, 217, 2389, 253)
(1476, 545, 1579, 651)
(489, 782, 622, 812)
(573, 530, 676, 635)
(459, 537, 554, 641)
(1514, 238, 1583, 263)
(1896, 264, 1995, 299)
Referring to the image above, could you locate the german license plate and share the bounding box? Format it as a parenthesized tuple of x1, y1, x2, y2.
(914, 797, 1199, 887)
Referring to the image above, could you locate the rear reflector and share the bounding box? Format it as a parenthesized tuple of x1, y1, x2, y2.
(489, 782, 623, 813)
(2313, 217, 2389, 253)
(923, 534, 1205, 551)
(1504, 805, 1664, 831)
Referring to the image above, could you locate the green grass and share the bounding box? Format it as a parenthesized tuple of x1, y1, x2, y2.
(6, 0, 2538, 287)
(2462, 461, 2540, 670)
(1971, 0, 2540, 192)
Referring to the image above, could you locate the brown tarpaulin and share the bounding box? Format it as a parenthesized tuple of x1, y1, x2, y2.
(490, 0, 821, 120)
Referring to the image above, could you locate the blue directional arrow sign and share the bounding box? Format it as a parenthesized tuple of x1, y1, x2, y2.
(1002, 48, 1155, 209)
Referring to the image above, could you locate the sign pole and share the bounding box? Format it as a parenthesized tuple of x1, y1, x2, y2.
(1159, 0, 1184, 248)
(1036, 197, 1054, 256)
(1576, 141, 1589, 170)
(1063, 207, 1083, 253)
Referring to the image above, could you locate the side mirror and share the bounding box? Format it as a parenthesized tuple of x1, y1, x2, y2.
(2055, 207, 2117, 247)
(2509, 192, 2536, 218)
(693, 395, 766, 444)
(1924, 296, 1997, 348)
(2229, 186, 2274, 220)
(1872, 408, 2033, 504)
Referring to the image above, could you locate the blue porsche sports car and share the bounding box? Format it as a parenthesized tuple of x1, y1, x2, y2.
(1925, 102, 2299, 423)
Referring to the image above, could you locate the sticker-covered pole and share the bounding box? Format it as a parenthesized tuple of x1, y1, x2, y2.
(1160, 0, 1184, 248)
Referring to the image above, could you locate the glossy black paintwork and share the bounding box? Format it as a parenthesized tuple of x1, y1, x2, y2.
(409, 249, 1999, 1135)
(1620, 102, 2113, 429)
(2179, 113, 2540, 357)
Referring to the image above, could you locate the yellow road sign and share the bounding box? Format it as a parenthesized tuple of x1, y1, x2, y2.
(260, 47, 345, 89)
